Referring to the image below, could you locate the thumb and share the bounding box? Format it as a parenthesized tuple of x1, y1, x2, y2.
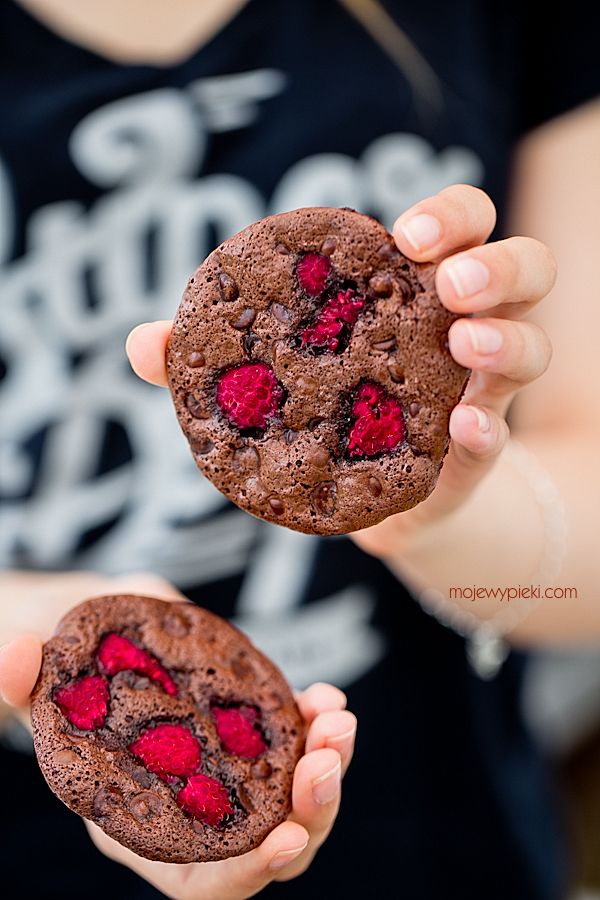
(0, 634, 43, 707)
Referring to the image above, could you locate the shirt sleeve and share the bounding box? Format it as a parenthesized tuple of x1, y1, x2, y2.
(515, 4, 600, 135)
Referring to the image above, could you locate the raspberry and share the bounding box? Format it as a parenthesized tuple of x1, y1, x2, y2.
(212, 706, 267, 759)
(176, 774, 233, 827)
(54, 675, 109, 730)
(97, 633, 178, 696)
(301, 288, 366, 353)
(216, 363, 284, 431)
(346, 383, 405, 458)
(296, 253, 331, 296)
(129, 723, 202, 780)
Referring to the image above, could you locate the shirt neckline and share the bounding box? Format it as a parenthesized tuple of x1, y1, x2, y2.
(8, 0, 257, 71)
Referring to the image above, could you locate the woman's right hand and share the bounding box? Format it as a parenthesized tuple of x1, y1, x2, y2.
(0, 575, 357, 898)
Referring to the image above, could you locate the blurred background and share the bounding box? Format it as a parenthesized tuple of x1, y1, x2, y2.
(1, 2, 599, 899)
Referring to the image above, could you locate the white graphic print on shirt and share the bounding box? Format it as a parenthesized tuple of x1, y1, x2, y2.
(0, 70, 483, 686)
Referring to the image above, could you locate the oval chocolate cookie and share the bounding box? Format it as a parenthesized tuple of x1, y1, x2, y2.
(31, 595, 304, 863)
(167, 207, 469, 534)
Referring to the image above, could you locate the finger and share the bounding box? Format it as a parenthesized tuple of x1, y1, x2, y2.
(295, 682, 347, 725)
(87, 818, 310, 900)
(125, 321, 172, 387)
(109, 572, 186, 602)
(275, 748, 342, 881)
(0, 634, 43, 708)
(425, 404, 509, 515)
(393, 184, 496, 261)
(436, 236, 557, 315)
(305, 709, 357, 775)
(448, 318, 552, 401)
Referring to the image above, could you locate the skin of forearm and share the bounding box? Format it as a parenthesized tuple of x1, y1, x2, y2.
(384, 423, 599, 646)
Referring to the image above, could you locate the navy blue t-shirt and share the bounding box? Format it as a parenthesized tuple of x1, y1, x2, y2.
(1, 1, 598, 897)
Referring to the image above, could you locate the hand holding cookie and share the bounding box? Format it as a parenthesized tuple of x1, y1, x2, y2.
(0, 591, 356, 899)
(127, 187, 555, 552)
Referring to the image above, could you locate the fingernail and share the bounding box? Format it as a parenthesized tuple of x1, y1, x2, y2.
(463, 321, 503, 355)
(312, 760, 341, 805)
(326, 725, 356, 752)
(446, 258, 490, 298)
(399, 214, 441, 251)
(463, 405, 490, 433)
(125, 322, 151, 348)
(269, 843, 309, 871)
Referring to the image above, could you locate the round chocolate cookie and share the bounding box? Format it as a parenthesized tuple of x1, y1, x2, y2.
(167, 207, 469, 534)
(31, 594, 304, 864)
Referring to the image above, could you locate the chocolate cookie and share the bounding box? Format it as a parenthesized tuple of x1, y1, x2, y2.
(31, 595, 304, 863)
(167, 207, 469, 534)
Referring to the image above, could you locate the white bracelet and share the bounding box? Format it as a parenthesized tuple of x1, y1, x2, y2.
(415, 437, 568, 679)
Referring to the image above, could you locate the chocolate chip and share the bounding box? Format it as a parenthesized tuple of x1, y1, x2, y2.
(191, 438, 215, 455)
(232, 308, 256, 329)
(397, 276, 415, 302)
(130, 791, 163, 822)
(251, 759, 273, 780)
(163, 613, 190, 637)
(93, 785, 122, 818)
(321, 236, 337, 256)
(275, 242, 290, 255)
(307, 447, 329, 467)
(409, 402, 421, 417)
(387, 361, 405, 383)
(271, 339, 287, 363)
(311, 481, 337, 516)
(219, 272, 239, 302)
(123, 760, 153, 788)
(237, 784, 255, 813)
(232, 447, 260, 472)
(284, 429, 297, 445)
(231, 655, 253, 679)
(308, 417, 324, 430)
(368, 273, 393, 297)
(371, 338, 396, 352)
(377, 242, 401, 261)
(270, 302, 293, 324)
(52, 749, 78, 766)
(186, 351, 205, 367)
(295, 374, 318, 394)
(368, 477, 382, 497)
(185, 393, 209, 418)
(243, 332, 260, 355)
(268, 496, 285, 516)
(261, 692, 283, 711)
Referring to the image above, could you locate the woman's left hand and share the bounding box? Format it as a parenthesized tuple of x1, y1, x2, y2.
(353, 183, 555, 556)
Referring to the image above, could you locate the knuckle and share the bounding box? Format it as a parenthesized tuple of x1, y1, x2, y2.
(538, 241, 558, 288)
(492, 240, 521, 285)
(484, 413, 509, 458)
(439, 184, 497, 228)
(525, 321, 553, 372)
(508, 237, 558, 292)
(508, 321, 552, 382)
